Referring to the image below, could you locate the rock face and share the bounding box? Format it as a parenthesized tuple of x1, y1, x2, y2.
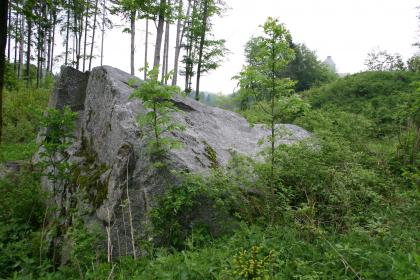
(41, 66, 310, 257)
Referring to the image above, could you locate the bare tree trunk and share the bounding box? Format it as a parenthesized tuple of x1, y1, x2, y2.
(153, 0, 166, 70)
(41, 3, 47, 80)
(172, 0, 188, 86)
(42, 22, 47, 79)
(65, 3, 70, 65)
(100, 0, 106, 66)
(18, 14, 24, 78)
(130, 10, 136, 75)
(0, 0, 9, 142)
(184, 0, 196, 93)
(78, 4, 84, 71)
(50, 12, 56, 71)
(165, 23, 170, 84)
(195, 0, 208, 101)
(7, 0, 11, 62)
(162, 19, 170, 84)
(72, 32, 75, 64)
(144, 18, 148, 80)
(47, 12, 52, 73)
(126, 157, 137, 259)
(26, 19, 31, 86)
(83, 0, 89, 72)
(89, 0, 99, 70)
(14, 11, 18, 71)
(36, 24, 40, 87)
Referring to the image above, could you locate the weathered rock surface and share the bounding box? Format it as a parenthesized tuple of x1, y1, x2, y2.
(40, 65, 310, 257)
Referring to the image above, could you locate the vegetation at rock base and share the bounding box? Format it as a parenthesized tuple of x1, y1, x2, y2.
(0, 2, 420, 278)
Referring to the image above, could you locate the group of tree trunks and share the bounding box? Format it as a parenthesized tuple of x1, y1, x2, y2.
(0, 0, 226, 142)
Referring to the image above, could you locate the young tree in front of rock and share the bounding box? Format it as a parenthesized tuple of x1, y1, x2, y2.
(237, 17, 295, 193)
(130, 67, 184, 165)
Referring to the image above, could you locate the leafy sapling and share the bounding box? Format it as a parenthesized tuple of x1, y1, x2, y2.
(39, 106, 78, 192)
(130, 66, 185, 165)
(37, 106, 77, 265)
(236, 17, 296, 192)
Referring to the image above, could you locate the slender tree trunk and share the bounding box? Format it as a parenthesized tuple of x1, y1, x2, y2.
(36, 24, 40, 88)
(153, 0, 166, 70)
(72, 32, 75, 63)
(184, 0, 196, 93)
(77, 5, 83, 71)
(130, 10, 136, 75)
(13, 11, 18, 71)
(89, 0, 99, 70)
(26, 19, 31, 86)
(162, 19, 170, 84)
(7, 0, 11, 62)
(18, 15, 24, 79)
(65, 3, 70, 65)
(172, 0, 188, 86)
(195, 0, 209, 101)
(100, 0, 106, 65)
(144, 18, 148, 80)
(50, 12, 56, 71)
(0, 0, 9, 142)
(42, 20, 47, 79)
(47, 12, 52, 73)
(270, 34, 276, 192)
(83, 1, 89, 72)
(161, 0, 172, 82)
(126, 156, 137, 259)
(41, 3, 47, 80)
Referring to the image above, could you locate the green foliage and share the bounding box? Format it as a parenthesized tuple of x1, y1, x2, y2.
(38, 107, 78, 188)
(0, 169, 46, 278)
(181, 0, 227, 93)
(236, 17, 297, 128)
(149, 170, 239, 249)
(2, 17, 419, 280)
(0, 141, 38, 163)
(236, 17, 301, 204)
(65, 219, 105, 272)
(407, 55, 420, 72)
(241, 94, 310, 124)
(2, 86, 50, 144)
(365, 48, 406, 71)
(130, 67, 184, 160)
(3, 62, 45, 91)
(244, 39, 336, 93)
(285, 43, 338, 91)
(21, 220, 418, 279)
(224, 245, 277, 279)
(305, 71, 420, 136)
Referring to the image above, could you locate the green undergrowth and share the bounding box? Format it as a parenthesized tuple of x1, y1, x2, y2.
(3, 87, 50, 144)
(29, 219, 419, 279)
(0, 141, 38, 163)
(1, 83, 50, 163)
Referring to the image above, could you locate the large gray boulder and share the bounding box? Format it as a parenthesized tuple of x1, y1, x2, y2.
(41, 66, 310, 257)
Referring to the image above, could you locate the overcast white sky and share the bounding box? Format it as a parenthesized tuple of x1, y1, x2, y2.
(99, 0, 419, 94)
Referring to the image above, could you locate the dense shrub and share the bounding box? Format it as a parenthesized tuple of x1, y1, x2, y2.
(2, 87, 50, 143)
(0, 169, 46, 278)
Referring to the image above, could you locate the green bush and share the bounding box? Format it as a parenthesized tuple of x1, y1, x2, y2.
(150, 170, 243, 249)
(0, 169, 46, 278)
(3, 87, 50, 144)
